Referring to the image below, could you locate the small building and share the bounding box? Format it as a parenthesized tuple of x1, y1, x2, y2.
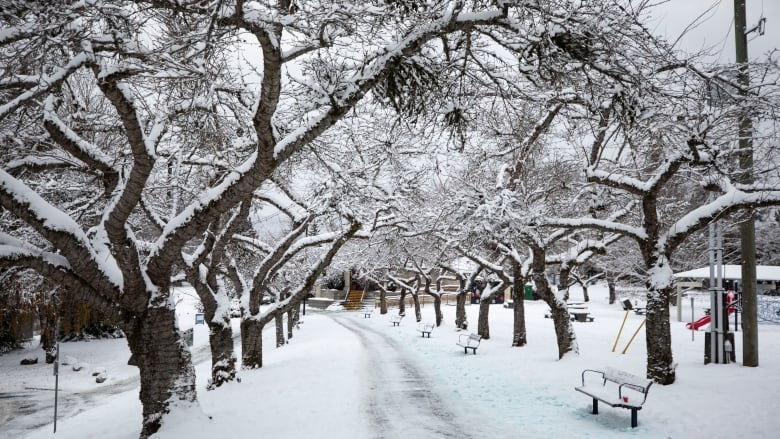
(674, 265, 780, 294)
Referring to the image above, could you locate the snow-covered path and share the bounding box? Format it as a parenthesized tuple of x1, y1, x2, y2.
(10, 287, 780, 438)
(333, 315, 473, 439)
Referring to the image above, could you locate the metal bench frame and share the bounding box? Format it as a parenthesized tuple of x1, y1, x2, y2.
(574, 367, 653, 428)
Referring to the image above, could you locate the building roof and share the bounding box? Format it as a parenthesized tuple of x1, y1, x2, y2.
(674, 265, 780, 281)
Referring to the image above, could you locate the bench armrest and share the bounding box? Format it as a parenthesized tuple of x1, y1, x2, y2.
(580, 369, 605, 387)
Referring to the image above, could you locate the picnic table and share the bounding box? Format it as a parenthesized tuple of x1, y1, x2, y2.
(570, 311, 595, 322)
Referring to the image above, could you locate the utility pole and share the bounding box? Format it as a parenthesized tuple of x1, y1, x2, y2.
(733, 0, 758, 367)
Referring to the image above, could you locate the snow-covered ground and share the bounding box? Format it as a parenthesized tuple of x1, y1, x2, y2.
(3, 285, 780, 438)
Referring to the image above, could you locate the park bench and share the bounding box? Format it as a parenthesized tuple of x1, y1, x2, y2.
(574, 367, 653, 428)
(416, 322, 435, 338)
(389, 314, 403, 326)
(363, 309, 373, 318)
(456, 333, 482, 354)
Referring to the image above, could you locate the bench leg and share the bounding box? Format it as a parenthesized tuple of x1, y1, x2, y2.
(592, 398, 598, 415)
(464, 347, 468, 354)
(631, 408, 637, 428)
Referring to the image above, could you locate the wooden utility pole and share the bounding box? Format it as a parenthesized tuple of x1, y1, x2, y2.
(734, 0, 758, 367)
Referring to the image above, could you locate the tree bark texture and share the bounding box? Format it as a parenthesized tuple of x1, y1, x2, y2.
(241, 318, 264, 369)
(455, 292, 468, 330)
(206, 321, 237, 390)
(533, 250, 577, 358)
(558, 265, 571, 301)
(188, 274, 238, 389)
(379, 289, 387, 315)
(608, 277, 616, 304)
(124, 307, 197, 438)
(275, 312, 285, 347)
(399, 290, 407, 316)
(412, 292, 421, 322)
(433, 295, 443, 326)
(645, 285, 675, 384)
(477, 299, 491, 339)
(512, 267, 527, 347)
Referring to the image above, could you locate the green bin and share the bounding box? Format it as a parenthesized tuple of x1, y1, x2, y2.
(523, 284, 535, 300)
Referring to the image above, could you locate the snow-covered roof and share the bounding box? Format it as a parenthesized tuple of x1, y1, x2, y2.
(674, 265, 780, 281)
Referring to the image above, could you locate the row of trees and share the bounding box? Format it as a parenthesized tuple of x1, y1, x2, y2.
(1, 1, 779, 437)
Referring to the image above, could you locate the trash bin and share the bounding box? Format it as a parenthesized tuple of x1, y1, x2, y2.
(524, 284, 535, 300)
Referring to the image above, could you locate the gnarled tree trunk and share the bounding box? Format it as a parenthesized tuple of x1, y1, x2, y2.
(124, 306, 197, 438)
(379, 289, 387, 314)
(412, 292, 422, 322)
(477, 299, 491, 339)
(241, 318, 264, 369)
(512, 265, 527, 347)
(533, 249, 577, 359)
(455, 291, 468, 330)
(206, 320, 237, 390)
(275, 311, 285, 347)
(645, 258, 676, 384)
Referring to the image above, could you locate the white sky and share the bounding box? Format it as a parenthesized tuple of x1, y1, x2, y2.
(651, 0, 780, 62)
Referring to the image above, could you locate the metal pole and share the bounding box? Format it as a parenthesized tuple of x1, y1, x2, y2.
(53, 342, 59, 433)
(734, 0, 759, 367)
(691, 297, 695, 341)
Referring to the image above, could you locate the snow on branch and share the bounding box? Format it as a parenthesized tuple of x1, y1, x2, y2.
(543, 217, 647, 241)
(0, 168, 122, 291)
(43, 96, 118, 175)
(0, 52, 92, 121)
(662, 188, 780, 253)
(0, 233, 70, 270)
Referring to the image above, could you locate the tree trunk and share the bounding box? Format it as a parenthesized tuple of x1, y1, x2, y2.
(241, 318, 264, 369)
(645, 286, 676, 384)
(455, 291, 467, 330)
(124, 307, 197, 438)
(412, 292, 421, 322)
(533, 249, 577, 359)
(433, 295, 443, 326)
(275, 311, 285, 347)
(607, 276, 616, 304)
(558, 265, 571, 301)
(512, 268, 527, 347)
(38, 304, 57, 364)
(198, 291, 237, 389)
(477, 299, 491, 339)
(398, 289, 407, 316)
(582, 285, 590, 302)
(287, 308, 294, 340)
(206, 321, 237, 390)
(379, 289, 387, 315)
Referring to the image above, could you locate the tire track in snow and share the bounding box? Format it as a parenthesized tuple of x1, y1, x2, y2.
(332, 314, 473, 439)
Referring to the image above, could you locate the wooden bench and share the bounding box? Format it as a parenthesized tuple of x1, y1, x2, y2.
(456, 333, 482, 354)
(416, 322, 434, 338)
(363, 309, 373, 318)
(389, 314, 403, 326)
(575, 367, 653, 428)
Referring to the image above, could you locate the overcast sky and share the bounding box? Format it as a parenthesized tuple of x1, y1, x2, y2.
(650, 0, 779, 63)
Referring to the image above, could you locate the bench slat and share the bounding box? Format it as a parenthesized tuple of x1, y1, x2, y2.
(603, 367, 652, 391)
